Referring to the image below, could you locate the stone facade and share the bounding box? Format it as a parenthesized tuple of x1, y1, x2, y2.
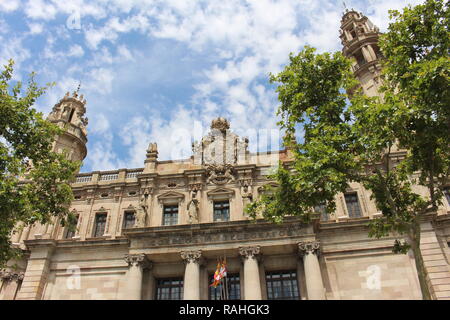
(1, 10, 450, 300)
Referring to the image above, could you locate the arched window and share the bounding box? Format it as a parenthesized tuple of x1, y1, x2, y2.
(68, 108, 76, 123)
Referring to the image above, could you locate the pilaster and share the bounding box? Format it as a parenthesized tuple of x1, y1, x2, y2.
(16, 240, 56, 300)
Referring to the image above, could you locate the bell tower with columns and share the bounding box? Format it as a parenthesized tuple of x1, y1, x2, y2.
(340, 9, 383, 97)
(47, 88, 88, 164)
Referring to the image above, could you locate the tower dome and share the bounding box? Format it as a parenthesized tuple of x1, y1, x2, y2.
(47, 89, 88, 163)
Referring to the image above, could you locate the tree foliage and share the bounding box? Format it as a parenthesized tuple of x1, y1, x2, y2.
(247, 0, 449, 299)
(0, 60, 80, 268)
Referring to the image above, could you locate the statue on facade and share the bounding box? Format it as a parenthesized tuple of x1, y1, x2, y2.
(206, 166, 219, 184)
(224, 166, 236, 183)
(147, 142, 158, 153)
(187, 198, 199, 224)
(61, 105, 71, 121)
(240, 181, 253, 213)
(76, 113, 88, 136)
(135, 191, 149, 227)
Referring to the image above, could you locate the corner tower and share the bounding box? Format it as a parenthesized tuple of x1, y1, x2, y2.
(340, 9, 383, 97)
(47, 90, 88, 164)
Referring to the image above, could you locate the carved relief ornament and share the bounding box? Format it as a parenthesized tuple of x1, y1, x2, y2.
(206, 164, 236, 185)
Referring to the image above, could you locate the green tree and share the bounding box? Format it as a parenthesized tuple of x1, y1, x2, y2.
(248, 0, 449, 300)
(0, 60, 80, 268)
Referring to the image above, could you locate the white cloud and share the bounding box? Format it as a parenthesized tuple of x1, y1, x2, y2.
(87, 140, 124, 171)
(0, 0, 425, 171)
(0, 18, 9, 34)
(85, 67, 115, 95)
(121, 106, 203, 165)
(28, 22, 44, 35)
(91, 113, 110, 134)
(117, 45, 134, 61)
(0, 37, 30, 76)
(84, 24, 119, 49)
(24, 0, 57, 20)
(84, 14, 150, 49)
(68, 44, 84, 57)
(0, 0, 21, 12)
(365, 0, 424, 31)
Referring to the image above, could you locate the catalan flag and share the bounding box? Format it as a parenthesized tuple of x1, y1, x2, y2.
(210, 261, 222, 288)
(210, 258, 227, 288)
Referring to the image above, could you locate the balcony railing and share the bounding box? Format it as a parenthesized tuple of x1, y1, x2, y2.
(100, 173, 119, 181)
(126, 171, 142, 179)
(75, 175, 92, 183)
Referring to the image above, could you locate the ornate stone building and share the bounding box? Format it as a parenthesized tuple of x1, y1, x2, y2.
(1, 10, 450, 301)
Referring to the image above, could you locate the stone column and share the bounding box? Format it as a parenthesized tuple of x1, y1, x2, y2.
(298, 241, 326, 300)
(366, 44, 378, 61)
(361, 46, 373, 62)
(181, 250, 202, 300)
(123, 254, 150, 300)
(239, 246, 262, 300)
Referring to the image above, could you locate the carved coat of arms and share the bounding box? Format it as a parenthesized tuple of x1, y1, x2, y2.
(206, 164, 236, 185)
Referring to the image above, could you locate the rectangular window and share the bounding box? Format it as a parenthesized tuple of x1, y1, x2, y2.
(314, 203, 328, 221)
(122, 211, 136, 229)
(155, 278, 183, 300)
(209, 273, 240, 300)
(266, 271, 300, 300)
(163, 205, 178, 226)
(214, 200, 230, 222)
(345, 193, 362, 218)
(93, 213, 107, 237)
(64, 215, 79, 239)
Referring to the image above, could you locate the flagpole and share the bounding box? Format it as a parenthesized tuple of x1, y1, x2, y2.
(224, 275, 228, 300)
(224, 255, 228, 300)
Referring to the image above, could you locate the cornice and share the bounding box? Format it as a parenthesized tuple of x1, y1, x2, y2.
(55, 238, 129, 249)
(23, 239, 57, 249)
(433, 213, 450, 228)
(123, 217, 314, 249)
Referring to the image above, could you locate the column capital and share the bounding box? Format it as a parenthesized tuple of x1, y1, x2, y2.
(0, 270, 24, 282)
(239, 246, 261, 261)
(298, 241, 320, 257)
(124, 254, 151, 269)
(180, 250, 202, 264)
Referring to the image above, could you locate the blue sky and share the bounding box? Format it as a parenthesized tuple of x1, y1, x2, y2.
(0, 0, 422, 173)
